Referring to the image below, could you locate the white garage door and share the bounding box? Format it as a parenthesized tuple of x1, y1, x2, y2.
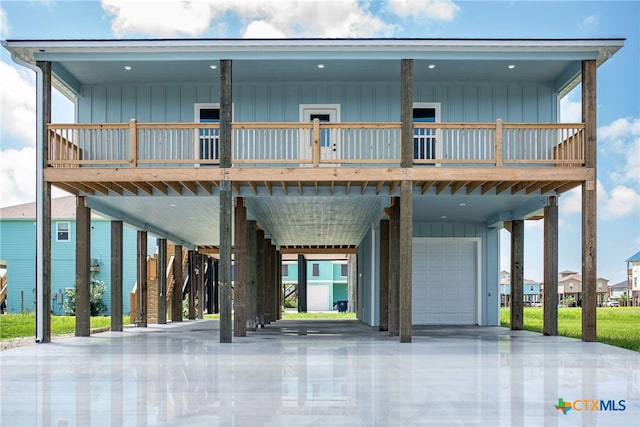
(412, 239, 478, 325)
(307, 285, 330, 311)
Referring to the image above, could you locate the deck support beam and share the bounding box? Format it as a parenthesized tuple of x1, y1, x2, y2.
(582, 59, 597, 342)
(171, 245, 183, 322)
(188, 250, 197, 320)
(510, 220, 524, 330)
(197, 254, 205, 319)
(399, 180, 413, 343)
(136, 230, 148, 327)
(111, 221, 124, 331)
(297, 254, 307, 313)
(219, 58, 233, 342)
(35, 61, 52, 343)
(543, 196, 558, 335)
(379, 220, 390, 332)
(75, 196, 91, 336)
(263, 238, 273, 323)
(246, 221, 258, 330)
(234, 198, 247, 336)
(157, 238, 167, 324)
(256, 229, 266, 325)
(388, 197, 400, 337)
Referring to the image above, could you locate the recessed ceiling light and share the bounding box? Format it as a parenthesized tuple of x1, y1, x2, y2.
(508, 64, 516, 69)
(169, 203, 176, 207)
(459, 203, 466, 207)
(441, 215, 448, 219)
(427, 64, 436, 69)
(317, 63, 325, 69)
(209, 64, 217, 69)
(124, 65, 132, 70)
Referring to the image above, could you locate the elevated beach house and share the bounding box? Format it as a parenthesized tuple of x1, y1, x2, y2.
(2, 38, 623, 342)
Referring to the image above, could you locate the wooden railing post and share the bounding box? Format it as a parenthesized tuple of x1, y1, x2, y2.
(312, 118, 320, 167)
(495, 118, 503, 167)
(129, 118, 138, 167)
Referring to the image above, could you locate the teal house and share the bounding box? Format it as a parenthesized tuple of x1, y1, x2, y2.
(282, 259, 349, 311)
(0, 196, 138, 316)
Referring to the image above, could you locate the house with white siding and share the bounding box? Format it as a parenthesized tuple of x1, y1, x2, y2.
(1, 37, 624, 342)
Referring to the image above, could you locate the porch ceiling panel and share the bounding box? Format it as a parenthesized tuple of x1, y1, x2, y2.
(246, 195, 386, 247)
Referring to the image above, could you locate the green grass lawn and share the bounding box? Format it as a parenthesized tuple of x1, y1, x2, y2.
(500, 307, 640, 352)
(0, 313, 130, 340)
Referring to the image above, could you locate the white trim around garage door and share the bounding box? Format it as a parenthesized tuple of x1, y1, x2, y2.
(412, 237, 482, 325)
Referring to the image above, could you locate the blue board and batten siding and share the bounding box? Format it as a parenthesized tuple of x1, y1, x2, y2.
(0, 219, 137, 316)
(77, 81, 557, 123)
(357, 221, 499, 327)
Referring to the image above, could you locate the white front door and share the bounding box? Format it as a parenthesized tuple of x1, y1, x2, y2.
(300, 104, 340, 165)
(412, 238, 479, 325)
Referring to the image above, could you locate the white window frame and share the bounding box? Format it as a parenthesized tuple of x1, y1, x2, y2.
(413, 102, 442, 164)
(56, 221, 70, 242)
(194, 103, 234, 166)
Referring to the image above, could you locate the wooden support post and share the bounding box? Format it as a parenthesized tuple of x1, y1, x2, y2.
(129, 119, 138, 167)
(388, 197, 400, 336)
(171, 245, 183, 322)
(213, 260, 219, 314)
(401, 59, 414, 168)
(312, 118, 321, 167)
(234, 198, 247, 336)
(111, 221, 124, 331)
(188, 250, 197, 320)
(263, 239, 273, 324)
(510, 220, 524, 330)
(273, 246, 279, 321)
(277, 250, 282, 320)
(495, 119, 504, 167)
(256, 229, 265, 325)
(36, 61, 52, 343)
(246, 221, 257, 330)
(75, 196, 91, 336)
(219, 58, 233, 343)
(400, 180, 413, 343)
(379, 220, 390, 331)
(582, 59, 597, 342)
(197, 255, 205, 319)
(157, 238, 167, 324)
(543, 196, 558, 335)
(297, 254, 307, 313)
(137, 230, 148, 327)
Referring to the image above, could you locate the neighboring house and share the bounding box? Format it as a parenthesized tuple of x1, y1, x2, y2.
(557, 270, 609, 307)
(609, 280, 628, 300)
(0, 197, 138, 315)
(626, 251, 640, 306)
(282, 259, 349, 311)
(2, 37, 623, 342)
(499, 271, 541, 307)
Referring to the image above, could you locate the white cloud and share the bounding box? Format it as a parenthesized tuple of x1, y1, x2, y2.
(101, 0, 394, 38)
(243, 20, 287, 39)
(0, 147, 36, 207)
(598, 116, 640, 186)
(101, 0, 224, 37)
(559, 94, 581, 123)
(559, 186, 582, 217)
(0, 6, 8, 38)
(388, 0, 460, 21)
(0, 61, 36, 146)
(579, 15, 599, 32)
(599, 181, 640, 220)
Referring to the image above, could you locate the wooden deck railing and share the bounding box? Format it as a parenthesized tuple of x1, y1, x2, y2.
(47, 119, 585, 168)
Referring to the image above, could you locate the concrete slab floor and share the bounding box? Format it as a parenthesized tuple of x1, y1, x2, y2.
(1, 319, 639, 426)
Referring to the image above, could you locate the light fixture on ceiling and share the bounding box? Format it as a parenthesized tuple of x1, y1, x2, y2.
(124, 65, 132, 70)
(317, 63, 325, 69)
(427, 64, 436, 69)
(209, 64, 217, 69)
(169, 203, 176, 207)
(459, 203, 466, 207)
(507, 64, 516, 69)
(441, 215, 447, 219)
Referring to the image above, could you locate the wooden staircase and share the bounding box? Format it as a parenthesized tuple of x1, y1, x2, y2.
(129, 245, 188, 324)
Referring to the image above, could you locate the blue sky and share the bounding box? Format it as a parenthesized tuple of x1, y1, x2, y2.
(1, 0, 638, 283)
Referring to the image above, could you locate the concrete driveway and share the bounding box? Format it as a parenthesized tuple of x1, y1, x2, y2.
(1, 319, 638, 426)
